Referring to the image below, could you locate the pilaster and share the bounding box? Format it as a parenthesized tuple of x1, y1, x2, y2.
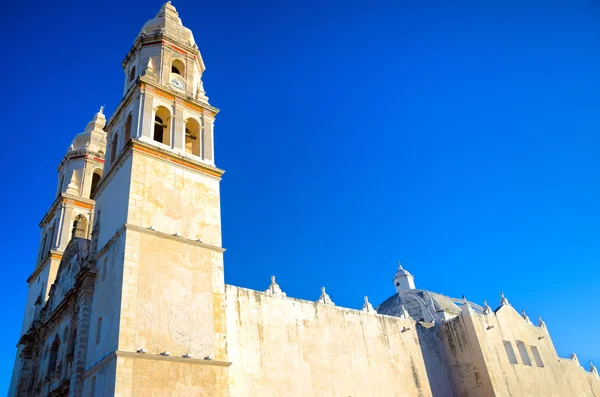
(173, 100, 185, 151)
(140, 89, 156, 140)
(203, 113, 215, 163)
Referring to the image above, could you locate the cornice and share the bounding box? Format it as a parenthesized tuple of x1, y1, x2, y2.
(122, 33, 201, 67)
(39, 194, 95, 227)
(126, 223, 225, 253)
(131, 139, 225, 179)
(27, 251, 63, 283)
(140, 76, 219, 115)
(82, 350, 231, 380)
(57, 152, 105, 172)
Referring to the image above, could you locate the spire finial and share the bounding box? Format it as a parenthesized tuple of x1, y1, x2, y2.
(317, 286, 334, 306)
(99, 105, 104, 114)
(500, 292, 510, 306)
(570, 353, 578, 362)
(362, 296, 376, 313)
(538, 315, 546, 328)
(482, 300, 493, 315)
(590, 361, 598, 376)
(398, 260, 403, 270)
(264, 275, 286, 298)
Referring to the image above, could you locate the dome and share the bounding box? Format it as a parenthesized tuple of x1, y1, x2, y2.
(377, 289, 463, 323)
(68, 107, 106, 155)
(138, 2, 196, 48)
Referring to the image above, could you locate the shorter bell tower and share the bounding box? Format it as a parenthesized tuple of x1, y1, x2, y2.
(9, 108, 106, 396)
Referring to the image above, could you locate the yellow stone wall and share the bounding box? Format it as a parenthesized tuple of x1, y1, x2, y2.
(225, 285, 453, 397)
(89, 143, 228, 396)
(441, 305, 600, 397)
(127, 145, 222, 246)
(127, 355, 229, 397)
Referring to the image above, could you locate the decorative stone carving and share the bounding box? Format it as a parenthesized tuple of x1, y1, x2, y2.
(500, 292, 510, 307)
(590, 361, 598, 376)
(538, 316, 546, 329)
(66, 171, 80, 195)
(571, 353, 579, 363)
(316, 287, 334, 306)
(362, 296, 376, 313)
(264, 276, 286, 298)
(521, 310, 532, 324)
(482, 300, 493, 315)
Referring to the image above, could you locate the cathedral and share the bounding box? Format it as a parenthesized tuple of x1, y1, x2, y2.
(8, 3, 600, 396)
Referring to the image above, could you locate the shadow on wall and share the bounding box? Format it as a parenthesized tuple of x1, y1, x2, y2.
(416, 322, 456, 397)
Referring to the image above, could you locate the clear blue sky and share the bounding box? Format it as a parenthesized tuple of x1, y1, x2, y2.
(2, 0, 600, 391)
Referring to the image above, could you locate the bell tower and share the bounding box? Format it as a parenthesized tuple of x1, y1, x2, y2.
(84, 3, 228, 395)
(9, 108, 106, 395)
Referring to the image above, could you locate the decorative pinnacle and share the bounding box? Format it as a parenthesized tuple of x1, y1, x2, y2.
(521, 310, 532, 324)
(570, 353, 578, 362)
(482, 300, 492, 315)
(362, 296, 376, 313)
(99, 105, 104, 114)
(398, 260, 403, 270)
(264, 275, 286, 298)
(590, 361, 598, 376)
(500, 292, 510, 306)
(317, 286, 334, 306)
(538, 315, 546, 328)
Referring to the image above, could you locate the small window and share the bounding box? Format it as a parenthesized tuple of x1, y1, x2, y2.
(47, 335, 60, 375)
(129, 66, 136, 84)
(530, 345, 544, 367)
(171, 59, 185, 76)
(91, 375, 96, 397)
(101, 257, 108, 281)
(516, 340, 532, 366)
(184, 118, 202, 156)
(90, 170, 102, 200)
(124, 113, 133, 143)
(96, 317, 102, 345)
(72, 215, 88, 238)
(504, 340, 518, 364)
(154, 107, 171, 145)
(109, 132, 119, 165)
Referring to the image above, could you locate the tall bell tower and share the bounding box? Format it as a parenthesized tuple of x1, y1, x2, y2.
(84, 3, 229, 395)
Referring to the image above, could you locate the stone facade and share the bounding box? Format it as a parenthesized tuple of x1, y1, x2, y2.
(9, 2, 600, 396)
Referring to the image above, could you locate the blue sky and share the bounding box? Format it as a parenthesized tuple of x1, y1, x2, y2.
(2, 0, 600, 391)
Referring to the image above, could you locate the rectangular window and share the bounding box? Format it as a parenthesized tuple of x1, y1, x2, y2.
(516, 340, 532, 366)
(530, 345, 544, 367)
(504, 340, 518, 364)
(91, 375, 96, 397)
(96, 317, 102, 345)
(101, 257, 108, 281)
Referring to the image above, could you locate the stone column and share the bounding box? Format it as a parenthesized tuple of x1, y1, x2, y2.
(203, 113, 215, 164)
(58, 203, 75, 251)
(173, 101, 185, 151)
(140, 91, 156, 140)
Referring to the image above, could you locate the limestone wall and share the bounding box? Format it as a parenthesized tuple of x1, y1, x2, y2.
(126, 147, 222, 247)
(95, 153, 132, 250)
(225, 285, 454, 397)
(441, 305, 600, 397)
